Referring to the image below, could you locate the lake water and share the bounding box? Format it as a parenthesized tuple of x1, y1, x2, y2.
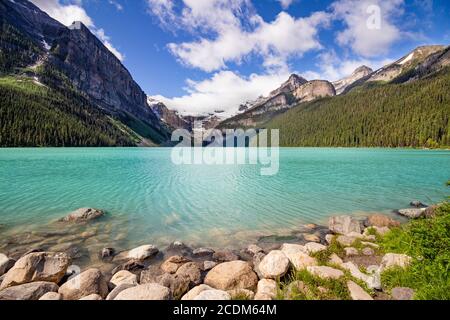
(0, 148, 449, 251)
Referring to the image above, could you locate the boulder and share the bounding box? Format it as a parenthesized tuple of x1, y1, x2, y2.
(328, 253, 343, 265)
(0, 252, 70, 289)
(194, 289, 231, 300)
(106, 283, 135, 300)
(366, 214, 400, 228)
(341, 262, 381, 290)
(58, 268, 109, 300)
(328, 216, 362, 235)
(59, 208, 104, 223)
(336, 235, 357, 247)
(0, 253, 15, 276)
(192, 248, 215, 258)
(364, 226, 390, 237)
(255, 279, 277, 300)
(381, 253, 412, 271)
(305, 242, 327, 254)
(280, 244, 317, 270)
(111, 259, 145, 274)
(161, 256, 191, 274)
(127, 245, 159, 261)
(79, 294, 103, 300)
(258, 250, 290, 279)
(114, 283, 171, 300)
(0, 281, 59, 300)
(39, 292, 63, 300)
(252, 251, 266, 279)
(345, 247, 359, 256)
(181, 284, 214, 300)
(303, 234, 320, 243)
(175, 262, 203, 287)
(165, 241, 193, 257)
(397, 208, 426, 219)
(150, 273, 190, 300)
(246, 244, 264, 256)
(139, 266, 165, 284)
(213, 250, 239, 262)
(306, 266, 344, 279)
(325, 234, 335, 244)
(110, 270, 138, 287)
(347, 281, 373, 300)
(391, 287, 415, 300)
(362, 247, 375, 256)
(204, 261, 258, 291)
(203, 261, 218, 271)
(100, 248, 115, 260)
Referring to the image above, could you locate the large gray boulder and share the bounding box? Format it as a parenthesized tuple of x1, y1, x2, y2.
(110, 270, 138, 287)
(204, 261, 258, 291)
(58, 268, 109, 300)
(114, 283, 171, 300)
(175, 262, 203, 287)
(0, 281, 59, 300)
(0, 252, 70, 290)
(59, 208, 104, 222)
(328, 216, 362, 235)
(280, 244, 317, 270)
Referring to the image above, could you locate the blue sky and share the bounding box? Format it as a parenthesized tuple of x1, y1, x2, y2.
(31, 0, 450, 115)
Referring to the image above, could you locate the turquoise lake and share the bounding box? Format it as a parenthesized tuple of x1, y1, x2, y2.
(0, 148, 449, 249)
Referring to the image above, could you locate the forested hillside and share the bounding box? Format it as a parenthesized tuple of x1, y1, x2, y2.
(266, 69, 450, 148)
(0, 76, 136, 147)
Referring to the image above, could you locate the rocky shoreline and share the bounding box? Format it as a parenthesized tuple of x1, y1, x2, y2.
(0, 202, 436, 300)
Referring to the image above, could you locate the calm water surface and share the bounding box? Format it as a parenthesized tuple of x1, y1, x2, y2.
(0, 148, 449, 249)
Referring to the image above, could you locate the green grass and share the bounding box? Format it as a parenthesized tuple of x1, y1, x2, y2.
(380, 202, 450, 300)
(277, 269, 352, 300)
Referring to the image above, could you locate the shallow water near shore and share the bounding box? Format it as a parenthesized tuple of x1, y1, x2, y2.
(0, 148, 449, 266)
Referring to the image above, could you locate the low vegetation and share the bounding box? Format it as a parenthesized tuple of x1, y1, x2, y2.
(380, 202, 450, 300)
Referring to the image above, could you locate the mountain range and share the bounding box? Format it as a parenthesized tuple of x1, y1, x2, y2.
(0, 0, 449, 148)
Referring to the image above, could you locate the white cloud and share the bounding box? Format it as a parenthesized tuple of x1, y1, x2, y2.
(147, 0, 329, 72)
(308, 50, 393, 81)
(151, 70, 292, 116)
(108, 0, 124, 11)
(331, 0, 404, 57)
(30, 0, 124, 61)
(277, 0, 294, 9)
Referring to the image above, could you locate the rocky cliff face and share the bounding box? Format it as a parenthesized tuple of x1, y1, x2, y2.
(333, 66, 373, 95)
(270, 74, 308, 97)
(294, 80, 336, 102)
(1, 0, 168, 144)
(147, 98, 191, 131)
(368, 45, 446, 83)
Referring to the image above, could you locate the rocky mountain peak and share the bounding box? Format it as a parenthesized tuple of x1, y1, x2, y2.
(353, 65, 373, 75)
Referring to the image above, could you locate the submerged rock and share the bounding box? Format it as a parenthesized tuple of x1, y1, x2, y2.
(59, 208, 105, 223)
(213, 250, 239, 262)
(410, 201, 428, 208)
(193, 248, 215, 258)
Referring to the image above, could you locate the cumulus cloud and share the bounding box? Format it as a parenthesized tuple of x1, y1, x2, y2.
(331, 0, 404, 57)
(277, 0, 294, 9)
(147, 0, 329, 72)
(30, 0, 124, 61)
(151, 70, 292, 116)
